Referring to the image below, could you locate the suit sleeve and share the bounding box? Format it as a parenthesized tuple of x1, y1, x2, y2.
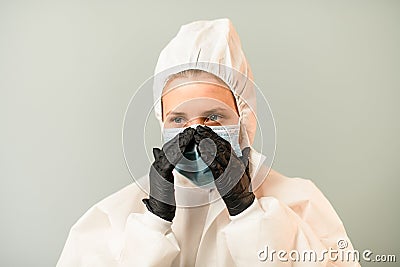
(118, 210, 180, 266)
(56, 207, 180, 267)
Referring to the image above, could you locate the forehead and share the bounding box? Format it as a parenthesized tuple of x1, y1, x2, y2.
(164, 70, 228, 91)
(162, 81, 237, 114)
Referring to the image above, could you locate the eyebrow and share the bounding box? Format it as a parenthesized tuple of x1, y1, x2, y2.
(165, 111, 187, 117)
(165, 107, 231, 117)
(201, 107, 231, 115)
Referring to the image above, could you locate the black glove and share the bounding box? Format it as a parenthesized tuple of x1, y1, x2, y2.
(194, 125, 255, 216)
(142, 127, 195, 222)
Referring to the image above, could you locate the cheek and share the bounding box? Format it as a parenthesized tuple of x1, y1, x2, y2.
(226, 115, 240, 124)
(204, 121, 221, 127)
(163, 120, 173, 128)
(221, 112, 240, 125)
(163, 117, 183, 128)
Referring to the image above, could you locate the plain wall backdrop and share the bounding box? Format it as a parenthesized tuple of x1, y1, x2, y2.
(1, 0, 399, 266)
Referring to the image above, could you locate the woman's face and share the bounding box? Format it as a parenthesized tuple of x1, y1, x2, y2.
(162, 79, 239, 129)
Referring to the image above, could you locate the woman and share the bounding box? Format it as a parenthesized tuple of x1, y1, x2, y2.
(57, 18, 359, 266)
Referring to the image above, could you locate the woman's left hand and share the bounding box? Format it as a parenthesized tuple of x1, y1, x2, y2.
(194, 125, 255, 216)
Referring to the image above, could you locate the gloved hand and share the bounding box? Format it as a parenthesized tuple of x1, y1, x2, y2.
(194, 125, 255, 216)
(142, 127, 195, 222)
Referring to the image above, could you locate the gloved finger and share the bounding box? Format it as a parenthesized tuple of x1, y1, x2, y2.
(162, 127, 195, 165)
(239, 147, 251, 166)
(178, 127, 196, 147)
(152, 147, 162, 160)
(196, 138, 217, 166)
(149, 164, 175, 194)
(145, 165, 176, 222)
(195, 127, 236, 171)
(163, 127, 195, 152)
(195, 133, 232, 170)
(194, 125, 232, 164)
(152, 148, 175, 177)
(196, 141, 234, 181)
(213, 136, 234, 165)
(194, 125, 229, 147)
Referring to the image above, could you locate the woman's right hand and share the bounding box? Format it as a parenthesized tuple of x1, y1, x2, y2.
(142, 127, 195, 222)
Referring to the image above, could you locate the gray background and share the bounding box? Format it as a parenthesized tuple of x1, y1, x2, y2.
(1, 0, 399, 266)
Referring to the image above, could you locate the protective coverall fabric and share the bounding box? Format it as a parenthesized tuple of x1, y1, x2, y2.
(56, 152, 360, 266)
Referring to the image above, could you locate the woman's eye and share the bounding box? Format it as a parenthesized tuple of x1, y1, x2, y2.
(173, 117, 184, 124)
(207, 114, 220, 121)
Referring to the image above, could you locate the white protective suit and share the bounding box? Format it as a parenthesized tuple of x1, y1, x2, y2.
(57, 18, 360, 266)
